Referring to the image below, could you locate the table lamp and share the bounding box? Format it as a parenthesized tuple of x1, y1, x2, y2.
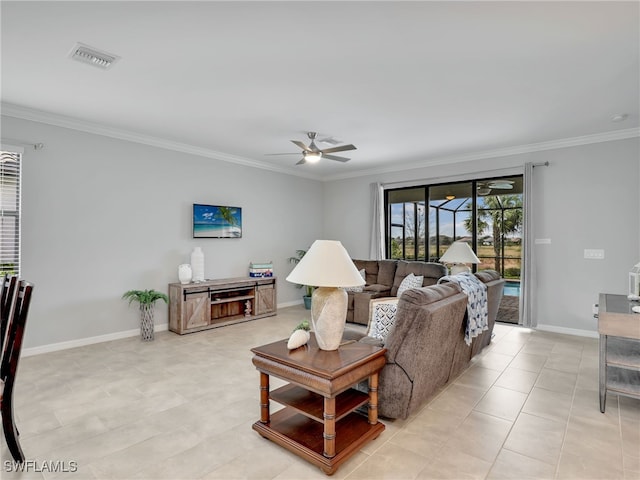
(286, 240, 365, 350)
(439, 241, 480, 275)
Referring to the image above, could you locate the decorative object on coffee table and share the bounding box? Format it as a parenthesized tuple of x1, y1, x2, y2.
(286, 240, 364, 350)
(439, 241, 480, 275)
(287, 320, 311, 349)
(122, 289, 169, 341)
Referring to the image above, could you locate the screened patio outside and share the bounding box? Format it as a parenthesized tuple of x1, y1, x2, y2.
(386, 175, 523, 323)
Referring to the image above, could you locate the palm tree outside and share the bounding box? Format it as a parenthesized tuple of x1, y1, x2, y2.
(464, 194, 523, 275)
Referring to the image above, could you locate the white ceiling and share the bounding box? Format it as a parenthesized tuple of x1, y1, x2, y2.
(1, 1, 638, 180)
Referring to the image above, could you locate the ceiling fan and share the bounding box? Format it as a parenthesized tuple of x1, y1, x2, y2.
(267, 132, 357, 165)
(477, 180, 514, 195)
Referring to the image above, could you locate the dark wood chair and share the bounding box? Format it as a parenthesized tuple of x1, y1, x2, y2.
(0, 275, 19, 351)
(1, 280, 33, 463)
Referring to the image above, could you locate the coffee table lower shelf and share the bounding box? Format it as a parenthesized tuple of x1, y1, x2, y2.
(252, 408, 384, 475)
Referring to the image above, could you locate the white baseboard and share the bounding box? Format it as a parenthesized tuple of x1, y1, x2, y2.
(22, 323, 169, 357)
(278, 299, 304, 309)
(535, 323, 598, 339)
(22, 300, 306, 357)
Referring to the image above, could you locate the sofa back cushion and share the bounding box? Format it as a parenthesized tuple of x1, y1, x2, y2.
(391, 261, 447, 296)
(353, 259, 397, 287)
(475, 269, 501, 283)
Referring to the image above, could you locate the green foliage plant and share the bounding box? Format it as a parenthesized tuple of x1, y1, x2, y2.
(288, 249, 315, 297)
(122, 289, 168, 341)
(292, 320, 310, 333)
(122, 289, 169, 306)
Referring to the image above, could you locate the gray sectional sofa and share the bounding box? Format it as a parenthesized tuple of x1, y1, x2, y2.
(346, 268, 505, 419)
(347, 259, 447, 326)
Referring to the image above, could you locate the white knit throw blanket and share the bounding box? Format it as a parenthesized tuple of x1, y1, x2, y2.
(438, 272, 488, 345)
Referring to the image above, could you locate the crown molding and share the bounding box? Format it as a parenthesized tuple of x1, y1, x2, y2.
(3, 102, 638, 183)
(321, 127, 640, 182)
(0, 102, 320, 181)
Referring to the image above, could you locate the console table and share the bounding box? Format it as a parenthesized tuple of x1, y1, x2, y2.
(598, 293, 640, 412)
(168, 277, 276, 334)
(251, 335, 386, 475)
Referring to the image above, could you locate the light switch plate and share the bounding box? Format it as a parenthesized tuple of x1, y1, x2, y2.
(584, 249, 605, 260)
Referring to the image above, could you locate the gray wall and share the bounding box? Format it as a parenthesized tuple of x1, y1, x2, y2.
(3, 114, 638, 350)
(2, 116, 324, 349)
(324, 138, 640, 335)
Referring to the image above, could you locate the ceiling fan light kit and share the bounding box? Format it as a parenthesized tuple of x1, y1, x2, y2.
(304, 151, 322, 163)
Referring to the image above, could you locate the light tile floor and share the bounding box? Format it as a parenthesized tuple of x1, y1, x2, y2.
(2, 305, 638, 479)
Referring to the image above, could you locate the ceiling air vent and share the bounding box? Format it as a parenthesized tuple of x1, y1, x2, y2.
(69, 43, 120, 70)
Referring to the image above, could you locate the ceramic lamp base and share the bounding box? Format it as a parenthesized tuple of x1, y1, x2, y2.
(311, 286, 347, 351)
(449, 264, 471, 275)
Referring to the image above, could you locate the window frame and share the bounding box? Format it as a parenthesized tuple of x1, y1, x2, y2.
(384, 175, 523, 278)
(0, 145, 23, 277)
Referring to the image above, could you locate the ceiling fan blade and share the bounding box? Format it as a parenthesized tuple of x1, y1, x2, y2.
(295, 158, 306, 165)
(264, 152, 301, 156)
(318, 136, 341, 145)
(323, 154, 350, 162)
(320, 144, 357, 154)
(291, 140, 312, 152)
(488, 180, 514, 189)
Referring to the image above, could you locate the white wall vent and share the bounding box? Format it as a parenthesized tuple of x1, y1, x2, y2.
(69, 43, 120, 70)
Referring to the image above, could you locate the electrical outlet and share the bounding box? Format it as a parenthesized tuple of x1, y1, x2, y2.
(584, 249, 605, 260)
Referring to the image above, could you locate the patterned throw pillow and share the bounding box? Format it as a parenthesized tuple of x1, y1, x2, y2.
(367, 301, 398, 342)
(344, 269, 366, 293)
(397, 273, 424, 298)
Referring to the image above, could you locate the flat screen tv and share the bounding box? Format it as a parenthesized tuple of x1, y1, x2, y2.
(193, 204, 242, 238)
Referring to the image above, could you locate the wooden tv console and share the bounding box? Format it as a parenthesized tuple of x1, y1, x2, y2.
(168, 277, 276, 334)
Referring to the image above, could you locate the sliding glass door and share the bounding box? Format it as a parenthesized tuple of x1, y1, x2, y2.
(385, 175, 523, 323)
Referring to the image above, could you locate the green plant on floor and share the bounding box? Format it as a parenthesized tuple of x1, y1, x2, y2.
(122, 289, 169, 342)
(288, 249, 315, 309)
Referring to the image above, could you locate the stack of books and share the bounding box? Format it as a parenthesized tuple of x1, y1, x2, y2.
(249, 261, 273, 277)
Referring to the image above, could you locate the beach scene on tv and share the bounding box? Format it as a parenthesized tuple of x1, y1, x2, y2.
(193, 204, 242, 238)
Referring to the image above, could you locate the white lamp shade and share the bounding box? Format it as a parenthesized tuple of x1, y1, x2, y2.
(439, 241, 480, 264)
(286, 240, 365, 288)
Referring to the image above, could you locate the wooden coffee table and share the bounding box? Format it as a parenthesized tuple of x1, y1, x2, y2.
(251, 334, 386, 475)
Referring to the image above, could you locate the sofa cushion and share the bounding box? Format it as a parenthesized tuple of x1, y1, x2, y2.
(367, 300, 399, 342)
(364, 284, 392, 293)
(391, 261, 447, 296)
(475, 269, 501, 283)
(353, 260, 378, 284)
(397, 273, 423, 298)
(377, 260, 398, 287)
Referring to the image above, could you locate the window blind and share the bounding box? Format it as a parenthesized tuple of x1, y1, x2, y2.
(0, 150, 21, 276)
